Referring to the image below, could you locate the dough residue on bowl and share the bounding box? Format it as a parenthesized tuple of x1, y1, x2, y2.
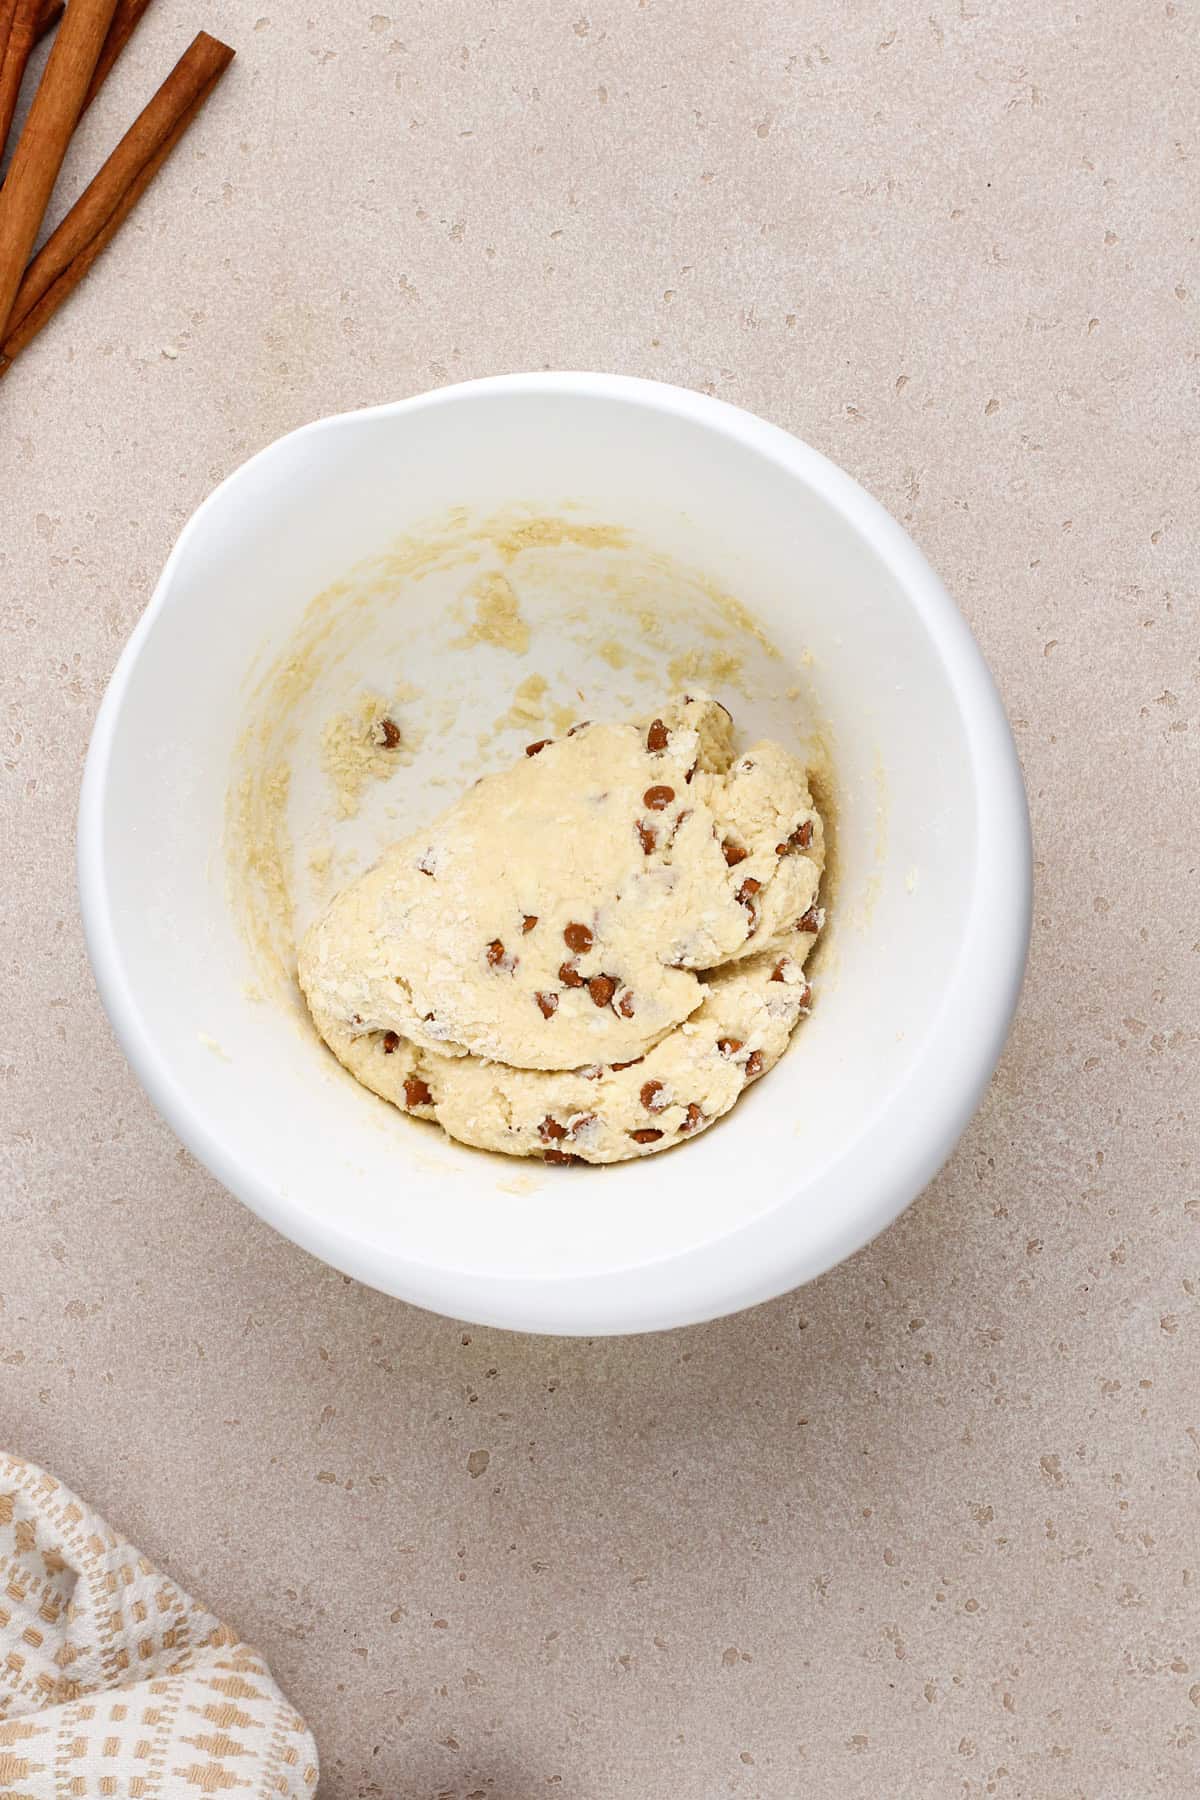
(453, 571, 531, 654)
(320, 687, 423, 820)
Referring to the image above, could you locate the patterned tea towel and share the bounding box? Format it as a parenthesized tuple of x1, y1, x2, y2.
(0, 1453, 317, 1796)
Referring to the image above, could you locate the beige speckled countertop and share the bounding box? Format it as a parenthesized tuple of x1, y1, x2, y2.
(2, 2, 1197, 1795)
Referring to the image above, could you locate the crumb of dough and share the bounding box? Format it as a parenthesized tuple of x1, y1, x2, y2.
(453, 571, 530, 654)
(241, 982, 265, 1003)
(299, 693, 826, 1166)
(710, 588, 782, 657)
(199, 1033, 231, 1061)
(495, 518, 628, 560)
(496, 1173, 542, 1195)
(494, 672, 549, 732)
(308, 843, 356, 904)
(667, 646, 746, 693)
(511, 672, 547, 714)
(597, 639, 628, 669)
(485, 681, 600, 751)
(320, 691, 422, 821)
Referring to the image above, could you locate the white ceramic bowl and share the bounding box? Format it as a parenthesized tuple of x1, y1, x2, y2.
(78, 374, 1030, 1335)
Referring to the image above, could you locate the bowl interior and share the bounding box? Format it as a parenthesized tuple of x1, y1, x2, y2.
(84, 380, 1006, 1332)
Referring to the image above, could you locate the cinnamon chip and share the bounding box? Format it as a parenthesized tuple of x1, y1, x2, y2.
(617, 991, 636, 1018)
(543, 1148, 579, 1165)
(535, 991, 559, 1018)
(722, 839, 748, 867)
(679, 1102, 703, 1134)
(559, 961, 585, 988)
(539, 1116, 568, 1142)
(377, 716, 402, 748)
(404, 1076, 432, 1108)
(745, 1050, 764, 1079)
(486, 939, 507, 967)
(563, 921, 593, 954)
(610, 1056, 644, 1071)
(629, 1128, 663, 1144)
(571, 1112, 597, 1134)
(646, 718, 669, 752)
(643, 784, 675, 811)
(525, 739, 551, 756)
(382, 1030, 400, 1054)
(798, 905, 822, 933)
(736, 877, 761, 907)
(716, 1036, 744, 1058)
(588, 974, 616, 1008)
(637, 821, 657, 855)
(640, 1079, 667, 1112)
(770, 958, 788, 982)
(777, 820, 815, 855)
(522, 914, 538, 933)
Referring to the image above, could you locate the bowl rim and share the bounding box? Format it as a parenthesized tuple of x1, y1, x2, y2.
(78, 371, 1032, 1335)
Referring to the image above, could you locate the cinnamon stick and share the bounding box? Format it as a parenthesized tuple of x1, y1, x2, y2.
(83, 0, 156, 114)
(0, 0, 42, 162)
(0, 0, 20, 67)
(35, 0, 61, 37)
(33, 0, 64, 47)
(0, 0, 118, 335)
(31, 1, 155, 109)
(2, 0, 129, 167)
(0, 30, 235, 375)
(0, 0, 21, 69)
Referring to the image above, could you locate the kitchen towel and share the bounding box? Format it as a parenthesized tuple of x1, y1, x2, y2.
(0, 1452, 317, 1796)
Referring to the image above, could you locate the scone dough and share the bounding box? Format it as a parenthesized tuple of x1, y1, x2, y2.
(311, 942, 818, 1163)
(299, 694, 826, 1164)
